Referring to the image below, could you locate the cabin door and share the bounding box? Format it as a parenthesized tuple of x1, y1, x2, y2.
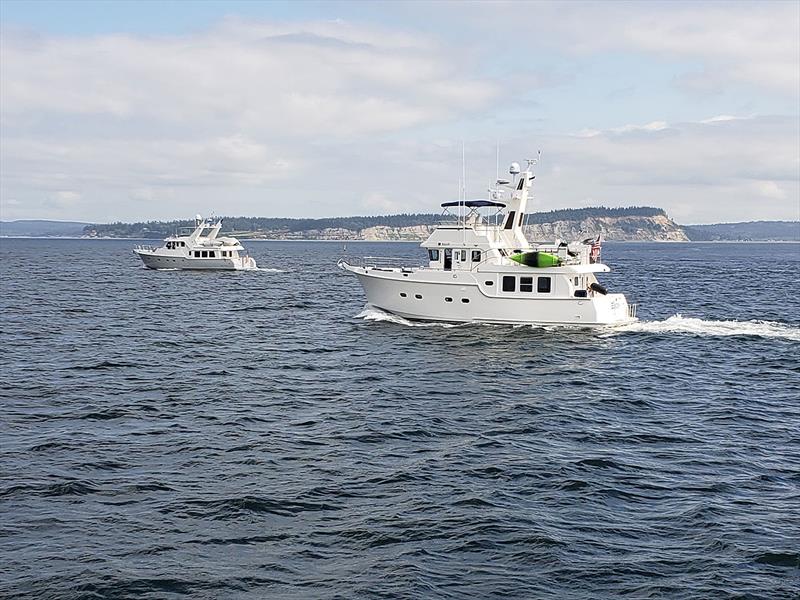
(443, 249, 452, 271)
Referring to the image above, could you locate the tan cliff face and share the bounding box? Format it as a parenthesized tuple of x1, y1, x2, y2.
(357, 215, 688, 242)
(525, 215, 689, 242)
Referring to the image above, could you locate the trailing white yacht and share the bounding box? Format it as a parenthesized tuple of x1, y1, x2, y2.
(338, 160, 637, 326)
(134, 216, 257, 270)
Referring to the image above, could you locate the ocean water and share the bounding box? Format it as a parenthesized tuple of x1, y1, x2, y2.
(1, 239, 798, 599)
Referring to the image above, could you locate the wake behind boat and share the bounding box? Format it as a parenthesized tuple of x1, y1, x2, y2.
(134, 215, 257, 270)
(339, 159, 637, 326)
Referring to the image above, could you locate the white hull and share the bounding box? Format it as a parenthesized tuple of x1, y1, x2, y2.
(345, 265, 635, 326)
(135, 250, 256, 271)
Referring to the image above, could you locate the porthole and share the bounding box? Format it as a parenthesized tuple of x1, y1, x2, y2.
(415, 294, 423, 299)
(445, 297, 453, 302)
(461, 298, 470, 303)
(400, 292, 407, 298)
(485, 280, 493, 286)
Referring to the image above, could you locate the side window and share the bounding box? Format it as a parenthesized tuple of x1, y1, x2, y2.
(428, 249, 440, 261)
(502, 276, 516, 292)
(209, 251, 215, 258)
(201, 251, 208, 258)
(520, 276, 533, 292)
(471, 250, 481, 263)
(460, 250, 467, 262)
(194, 251, 201, 257)
(537, 276, 552, 293)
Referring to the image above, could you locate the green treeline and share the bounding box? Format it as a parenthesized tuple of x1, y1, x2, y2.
(527, 206, 665, 224)
(84, 206, 666, 238)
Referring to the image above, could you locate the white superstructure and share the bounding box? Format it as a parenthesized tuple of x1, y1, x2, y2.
(134, 216, 257, 270)
(339, 160, 637, 326)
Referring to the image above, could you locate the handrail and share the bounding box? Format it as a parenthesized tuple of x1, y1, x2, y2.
(343, 256, 423, 269)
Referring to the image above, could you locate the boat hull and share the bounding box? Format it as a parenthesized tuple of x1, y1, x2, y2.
(344, 265, 635, 326)
(134, 250, 256, 271)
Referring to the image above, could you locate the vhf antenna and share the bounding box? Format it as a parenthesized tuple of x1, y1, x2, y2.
(526, 150, 542, 173)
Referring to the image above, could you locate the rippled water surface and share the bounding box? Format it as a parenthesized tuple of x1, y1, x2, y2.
(1, 239, 799, 599)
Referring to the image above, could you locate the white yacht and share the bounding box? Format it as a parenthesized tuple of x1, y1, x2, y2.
(134, 215, 257, 270)
(339, 160, 637, 326)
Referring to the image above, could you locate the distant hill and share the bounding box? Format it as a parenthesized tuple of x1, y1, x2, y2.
(83, 206, 677, 240)
(684, 221, 799, 241)
(5, 211, 796, 242)
(1, 220, 89, 237)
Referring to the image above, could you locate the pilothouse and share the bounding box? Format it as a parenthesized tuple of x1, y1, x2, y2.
(339, 158, 637, 326)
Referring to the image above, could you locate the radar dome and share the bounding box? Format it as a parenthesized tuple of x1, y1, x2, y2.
(509, 162, 520, 175)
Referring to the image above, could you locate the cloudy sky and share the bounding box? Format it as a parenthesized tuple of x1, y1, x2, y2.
(1, 0, 798, 224)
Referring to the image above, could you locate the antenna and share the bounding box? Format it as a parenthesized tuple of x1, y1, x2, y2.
(461, 141, 466, 203)
(526, 150, 542, 172)
(496, 141, 500, 183)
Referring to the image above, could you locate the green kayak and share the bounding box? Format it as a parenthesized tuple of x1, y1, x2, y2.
(509, 251, 562, 268)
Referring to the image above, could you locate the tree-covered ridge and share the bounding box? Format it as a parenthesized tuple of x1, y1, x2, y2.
(684, 221, 800, 241)
(84, 206, 667, 238)
(526, 206, 665, 224)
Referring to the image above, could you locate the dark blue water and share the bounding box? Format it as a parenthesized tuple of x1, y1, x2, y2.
(1, 239, 799, 599)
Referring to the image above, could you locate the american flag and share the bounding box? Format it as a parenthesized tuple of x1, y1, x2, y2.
(589, 236, 602, 263)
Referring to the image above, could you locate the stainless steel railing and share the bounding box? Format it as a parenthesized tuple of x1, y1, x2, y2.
(344, 256, 422, 269)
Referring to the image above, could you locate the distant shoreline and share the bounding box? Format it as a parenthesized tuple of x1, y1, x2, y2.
(2, 236, 798, 244)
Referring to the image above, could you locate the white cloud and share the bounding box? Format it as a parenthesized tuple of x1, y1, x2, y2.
(455, 1, 799, 97)
(0, 6, 798, 224)
(0, 19, 496, 138)
(752, 180, 787, 201)
(0, 19, 500, 220)
(361, 192, 401, 213)
(523, 115, 800, 223)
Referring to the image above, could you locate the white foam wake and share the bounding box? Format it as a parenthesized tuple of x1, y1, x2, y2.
(355, 305, 461, 328)
(614, 315, 800, 341)
(356, 306, 800, 340)
(254, 267, 285, 273)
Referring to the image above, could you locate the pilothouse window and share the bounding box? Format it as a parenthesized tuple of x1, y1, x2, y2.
(471, 250, 481, 263)
(538, 277, 552, 293)
(502, 276, 516, 292)
(428, 249, 440, 261)
(520, 277, 533, 293)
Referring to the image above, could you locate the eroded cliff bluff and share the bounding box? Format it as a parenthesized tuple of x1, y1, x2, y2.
(358, 214, 688, 242)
